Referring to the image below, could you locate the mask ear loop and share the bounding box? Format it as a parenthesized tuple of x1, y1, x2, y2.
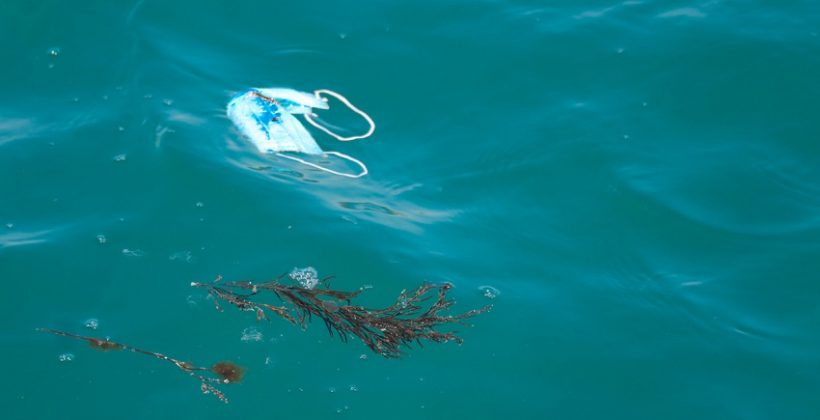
(304, 89, 375, 141)
(275, 151, 368, 179)
(294, 89, 374, 178)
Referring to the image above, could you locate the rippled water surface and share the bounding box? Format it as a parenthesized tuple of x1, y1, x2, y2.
(2, 1, 820, 418)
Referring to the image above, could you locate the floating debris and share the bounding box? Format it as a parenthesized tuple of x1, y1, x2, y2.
(38, 328, 241, 403)
(96, 234, 107, 244)
(226, 88, 373, 178)
(192, 274, 491, 358)
(113, 154, 127, 162)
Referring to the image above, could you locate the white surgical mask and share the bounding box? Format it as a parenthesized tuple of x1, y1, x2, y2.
(227, 88, 374, 178)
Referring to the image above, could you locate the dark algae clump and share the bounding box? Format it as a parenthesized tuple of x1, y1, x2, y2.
(211, 361, 246, 383)
(192, 275, 491, 358)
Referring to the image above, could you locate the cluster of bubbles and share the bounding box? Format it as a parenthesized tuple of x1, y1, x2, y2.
(289, 267, 319, 290)
(478, 285, 500, 299)
(168, 250, 193, 263)
(84, 318, 99, 330)
(240, 327, 263, 342)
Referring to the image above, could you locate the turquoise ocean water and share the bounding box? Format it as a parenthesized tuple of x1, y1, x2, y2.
(2, 1, 820, 418)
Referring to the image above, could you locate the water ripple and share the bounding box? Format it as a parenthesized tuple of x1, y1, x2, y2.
(0, 227, 58, 250)
(615, 148, 820, 236)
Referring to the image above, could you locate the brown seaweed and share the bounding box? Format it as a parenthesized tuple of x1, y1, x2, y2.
(37, 328, 241, 403)
(191, 275, 491, 358)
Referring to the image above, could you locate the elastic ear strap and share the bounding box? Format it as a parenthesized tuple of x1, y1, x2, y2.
(276, 152, 368, 179)
(305, 89, 375, 141)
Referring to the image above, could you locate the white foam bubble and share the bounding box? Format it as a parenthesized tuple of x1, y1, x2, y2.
(240, 327, 263, 342)
(84, 318, 99, 330)
(289, 267, 319, 289)
(478, 285, 500, 299)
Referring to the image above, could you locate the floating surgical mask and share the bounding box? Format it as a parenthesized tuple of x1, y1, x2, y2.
(227, 88, 375, 178)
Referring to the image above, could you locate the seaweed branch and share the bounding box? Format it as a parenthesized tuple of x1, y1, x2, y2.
(37, 328, 243, 403)
(191, 275, 491, 358)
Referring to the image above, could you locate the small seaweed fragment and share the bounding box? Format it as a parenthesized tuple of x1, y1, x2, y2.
(192, 275, 491, 358)
(37, 328, 241, 403)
